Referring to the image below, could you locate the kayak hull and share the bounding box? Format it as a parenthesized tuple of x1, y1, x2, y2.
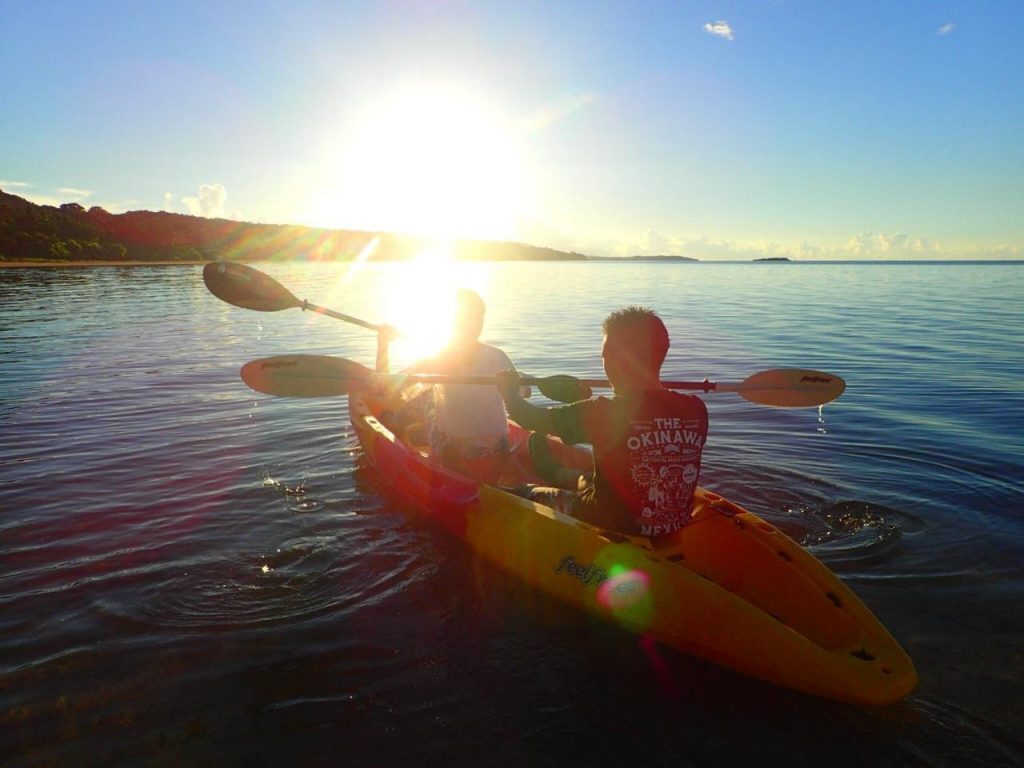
(349, 388, 917, 706)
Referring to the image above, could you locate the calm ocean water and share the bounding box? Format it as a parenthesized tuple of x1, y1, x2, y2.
(1, 260, 1022, 767)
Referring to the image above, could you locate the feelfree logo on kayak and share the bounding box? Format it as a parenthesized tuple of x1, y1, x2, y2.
(554, 555, 608, 586)
(554, 556, 649, 605)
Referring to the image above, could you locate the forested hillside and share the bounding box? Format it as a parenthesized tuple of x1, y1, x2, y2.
(0, 189, 585, 263)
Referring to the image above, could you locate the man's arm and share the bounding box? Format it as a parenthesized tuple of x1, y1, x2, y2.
(374, 325, 398, 373)
(495, 368, 558, 434)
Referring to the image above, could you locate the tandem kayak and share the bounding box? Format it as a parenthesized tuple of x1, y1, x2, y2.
(348, 386, 917, 706)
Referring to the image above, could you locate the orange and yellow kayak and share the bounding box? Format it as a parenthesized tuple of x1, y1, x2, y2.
(349, 387, 917, 706)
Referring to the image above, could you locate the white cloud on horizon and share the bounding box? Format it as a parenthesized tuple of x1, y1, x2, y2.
(516, 218, 585, 255)
(703, 20, 735, 41)
(640, 229, 673, 256)
(181, 182, 240, 219)
(0, 179, 31, 189)
(843, 231, 941, 258)
(615, 229, 1022, 261)
(937, 22, 956, 36)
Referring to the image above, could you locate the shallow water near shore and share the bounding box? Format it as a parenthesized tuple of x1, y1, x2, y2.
(2, 260, 1023, 766)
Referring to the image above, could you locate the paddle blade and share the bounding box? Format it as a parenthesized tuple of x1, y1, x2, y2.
(203, 262, 301, 312)
(536, 375, 593, 403)
(241, 355, 373, 397)
(729, 369, 846, 408)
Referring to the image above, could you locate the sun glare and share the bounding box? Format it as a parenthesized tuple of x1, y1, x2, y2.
(311, 82, 529, 241)
(380, 245, 493, 361)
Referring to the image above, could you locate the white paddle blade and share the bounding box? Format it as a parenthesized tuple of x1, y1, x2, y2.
(240, 355, 372, 397)
(724, 368, 846, 408)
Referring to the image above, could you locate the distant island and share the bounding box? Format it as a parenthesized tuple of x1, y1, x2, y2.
(0, 188, 588, 265)
(753, 257, 791, 262)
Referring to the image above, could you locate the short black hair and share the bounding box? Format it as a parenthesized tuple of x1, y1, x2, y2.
(602, 306, 670, 369)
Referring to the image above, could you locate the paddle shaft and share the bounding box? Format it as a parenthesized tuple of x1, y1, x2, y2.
(204, 261, 388, 332)
(366, 370, 843, 406)
(368, 372, 755, 394)
(300, 300, 383, 331)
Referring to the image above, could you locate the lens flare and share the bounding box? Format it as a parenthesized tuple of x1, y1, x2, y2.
(596, 565, 653, 630)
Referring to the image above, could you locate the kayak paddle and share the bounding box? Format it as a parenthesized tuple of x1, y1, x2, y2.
(241, 355, 591, 402)
(202, 261, 383, 331)
(240, 355, 845, 408)
(205, 261, 586, 401)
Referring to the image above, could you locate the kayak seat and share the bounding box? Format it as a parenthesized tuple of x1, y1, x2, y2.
(399, 421, 429, 450)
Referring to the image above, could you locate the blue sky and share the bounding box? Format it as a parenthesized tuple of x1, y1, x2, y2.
(2, 1, 1022, 259)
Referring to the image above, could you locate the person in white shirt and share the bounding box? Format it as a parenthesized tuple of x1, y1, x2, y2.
(378, 289, 524, 482)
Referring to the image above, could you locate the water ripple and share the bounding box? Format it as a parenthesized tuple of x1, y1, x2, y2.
(96, 516, 439, 633)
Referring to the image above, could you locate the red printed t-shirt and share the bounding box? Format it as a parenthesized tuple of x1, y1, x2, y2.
(549, 390, 709, 537)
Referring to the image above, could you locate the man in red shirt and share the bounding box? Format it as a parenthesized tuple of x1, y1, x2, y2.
(496, 306, 708, 537)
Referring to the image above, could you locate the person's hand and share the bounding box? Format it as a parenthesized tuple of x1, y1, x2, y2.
(494, 367, 521, 400)
(368, 374, 393, 398)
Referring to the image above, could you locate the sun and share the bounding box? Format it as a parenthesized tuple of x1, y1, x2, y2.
(310, 81, 529, 241)
(379, 245, 493, 361)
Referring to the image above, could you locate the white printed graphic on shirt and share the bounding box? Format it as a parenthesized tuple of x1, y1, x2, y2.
(626, 415, 705, 536)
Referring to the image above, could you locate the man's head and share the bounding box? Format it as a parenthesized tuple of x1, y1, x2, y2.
(452, 288, 485, 345)
(601, 306, 669, 389)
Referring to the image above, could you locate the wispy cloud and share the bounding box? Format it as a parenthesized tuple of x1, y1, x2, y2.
(703, 20, 734, 41)
(0, 183, 130, 210)
(937, 22, 956, 36)
(57, 187, 94, 199)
